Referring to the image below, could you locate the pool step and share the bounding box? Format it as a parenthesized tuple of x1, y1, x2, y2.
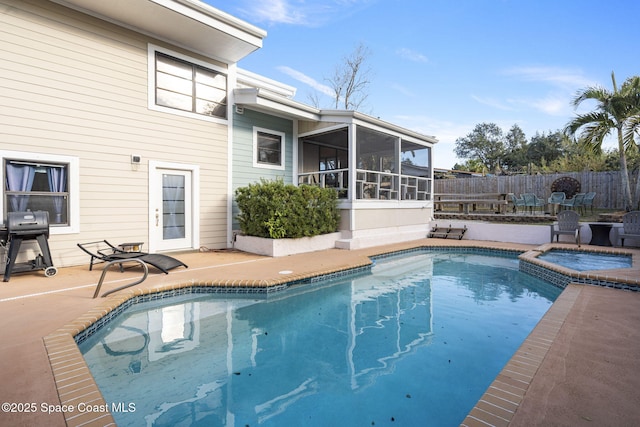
(428, 224, 467, 240)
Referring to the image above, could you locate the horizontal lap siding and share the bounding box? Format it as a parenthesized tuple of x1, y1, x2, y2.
(1, 0, 229, 267)
(231, 109, 294, 230)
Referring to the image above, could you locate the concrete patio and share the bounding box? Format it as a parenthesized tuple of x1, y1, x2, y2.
(0, 239, 639, 426)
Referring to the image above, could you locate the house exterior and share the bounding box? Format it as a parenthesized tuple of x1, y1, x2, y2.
(233, 75, 437, 249)
(1, 0, 437, 269)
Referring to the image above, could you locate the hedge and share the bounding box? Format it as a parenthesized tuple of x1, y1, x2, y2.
(235, 179, 340, 239)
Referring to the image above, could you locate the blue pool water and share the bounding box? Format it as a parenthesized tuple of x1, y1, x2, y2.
(79, 251, 561, 427)
(538, 249, 632, 271)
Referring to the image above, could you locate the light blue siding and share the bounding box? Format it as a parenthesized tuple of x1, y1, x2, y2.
(231, 108, 294, 230)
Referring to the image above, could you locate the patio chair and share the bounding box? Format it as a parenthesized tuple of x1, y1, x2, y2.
(77, 240, 188, 274)
(547, 192, 566, 215)
(508, 193, 525, 213)
(618, 211, 640, 247)
(550, 210, 581, 247)
(582, 192, 596, 214)
(522, 193, 545, 214)
(560, 193, 586, 213)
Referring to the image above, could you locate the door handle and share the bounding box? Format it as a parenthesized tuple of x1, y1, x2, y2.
(155, 209, 159, 226)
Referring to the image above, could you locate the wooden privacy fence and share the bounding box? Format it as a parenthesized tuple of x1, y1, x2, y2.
(434, 171, 638, 210)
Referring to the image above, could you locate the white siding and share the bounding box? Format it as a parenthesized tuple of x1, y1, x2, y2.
(1, 0, 230, 267)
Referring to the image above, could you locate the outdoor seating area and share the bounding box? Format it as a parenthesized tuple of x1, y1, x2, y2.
(436, 189, 598, 219)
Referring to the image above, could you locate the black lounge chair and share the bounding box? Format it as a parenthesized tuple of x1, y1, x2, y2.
(77, 240, 188, 274)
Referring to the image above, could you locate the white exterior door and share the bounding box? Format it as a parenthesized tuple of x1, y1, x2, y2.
(149, 161, 199, 252)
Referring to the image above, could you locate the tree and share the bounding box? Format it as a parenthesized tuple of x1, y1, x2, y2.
(564, 72, 640, 210)
(454, 123, 505, 172)
(320, 42, 373, 111)
(502, 125, 528, 171)
(526, 131, 564, 167)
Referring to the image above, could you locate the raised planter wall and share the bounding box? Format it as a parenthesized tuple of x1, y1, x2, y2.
(234, 232, 342, 257)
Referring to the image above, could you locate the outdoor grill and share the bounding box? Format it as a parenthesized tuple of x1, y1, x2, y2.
(3, 211, 57, 282)
(7, 211, 50, 237)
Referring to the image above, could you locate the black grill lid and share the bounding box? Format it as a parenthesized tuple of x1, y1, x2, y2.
(6, 211, 50, 236)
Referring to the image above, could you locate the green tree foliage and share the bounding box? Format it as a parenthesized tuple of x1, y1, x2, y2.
(564, 72, 640, 210)
(502, 125, 528, 171)
(454, 123, 505, 172)
(526, 131, 564, 167)
(235, 179, 340, 239)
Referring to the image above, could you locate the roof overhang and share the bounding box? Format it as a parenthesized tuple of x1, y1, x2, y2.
(234, 88, 321, 121)
(50, 0, 266, 63)
(318, 110, 439, 145)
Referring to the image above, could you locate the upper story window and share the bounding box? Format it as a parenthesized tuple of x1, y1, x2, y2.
(149, 45, 228, 121)
(253, 128, 285, 170)
(2, 151, 79, 233)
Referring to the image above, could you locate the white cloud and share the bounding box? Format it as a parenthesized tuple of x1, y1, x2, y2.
(471, 95, 514, 111)
(277, 65, 334, 97)
(396, 48, 428, 63)
(391, 83, 416, 97)
(526, 95, 570, 116)
(239, 0, 307, 25)
(503, 66, 596, 89)
(236, 0, 375, 26)
(472, 66, 598, 118)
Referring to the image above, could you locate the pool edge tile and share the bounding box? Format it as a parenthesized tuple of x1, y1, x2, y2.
(460, 284, 582, 427)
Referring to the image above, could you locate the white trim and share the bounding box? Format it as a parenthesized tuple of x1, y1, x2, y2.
(298, 123, 349, 139)
(252, 127, 286, 171)
(0, 150, 79, 235)
(147, 44, 229, 124)
(148, 160, 200, 252)
(227, 64, 237, 247)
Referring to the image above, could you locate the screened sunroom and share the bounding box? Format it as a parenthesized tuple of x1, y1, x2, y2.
(297, 120, 434, 204)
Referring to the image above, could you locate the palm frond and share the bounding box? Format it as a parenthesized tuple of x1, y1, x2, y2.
(623, 114, 640, 150)
(571, 86, 610, 108)
(564, 111, 613, 139)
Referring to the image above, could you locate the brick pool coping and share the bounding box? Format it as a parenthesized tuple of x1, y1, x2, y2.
(42, 242, 640, 426)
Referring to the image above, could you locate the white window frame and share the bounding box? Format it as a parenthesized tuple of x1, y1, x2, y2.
(252, 127, 285, 170)
(1, 150, 80, 235)
(147, 44, 229, 124)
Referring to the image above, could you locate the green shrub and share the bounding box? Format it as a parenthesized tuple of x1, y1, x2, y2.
(235, 179, 340, 239)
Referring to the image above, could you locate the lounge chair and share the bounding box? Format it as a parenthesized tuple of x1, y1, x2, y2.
(550, 210, 581, 247)
(618, 211, 640, 247)
(77, 240, 188, 274)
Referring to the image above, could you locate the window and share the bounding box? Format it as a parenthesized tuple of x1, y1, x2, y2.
(149, 46, 227, 121)
(2, 151, 79, 233)
(253, 128, 285, 170)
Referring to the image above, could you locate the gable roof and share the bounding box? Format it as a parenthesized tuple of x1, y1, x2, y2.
(50, 0, 266, 63)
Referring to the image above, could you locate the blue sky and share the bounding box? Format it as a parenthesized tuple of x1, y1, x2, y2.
(203, 0, 639, 168)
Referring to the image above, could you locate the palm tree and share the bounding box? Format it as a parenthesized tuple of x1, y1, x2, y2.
(564, 72, 640, 211)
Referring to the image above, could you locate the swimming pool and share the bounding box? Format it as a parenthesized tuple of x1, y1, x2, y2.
(537, 249, 632, 271)
(79, 251, 561, 426)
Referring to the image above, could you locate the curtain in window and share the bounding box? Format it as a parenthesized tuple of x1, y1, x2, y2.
(47, 167, 66, 222)
(6, 163, 35, 211)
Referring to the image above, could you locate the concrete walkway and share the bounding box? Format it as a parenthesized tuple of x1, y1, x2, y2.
(0, 239, 638, 426)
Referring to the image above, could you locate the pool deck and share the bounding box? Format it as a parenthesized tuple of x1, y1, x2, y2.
(0, 238, 639, 426)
